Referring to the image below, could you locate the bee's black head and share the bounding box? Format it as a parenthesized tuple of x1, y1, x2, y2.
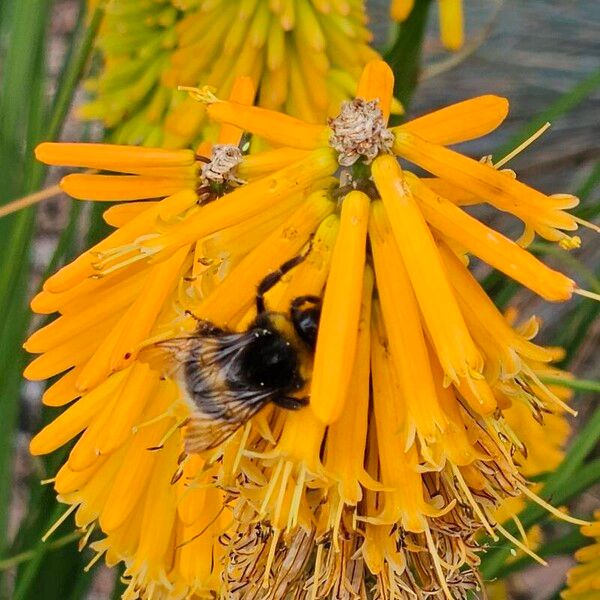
(290, 295, 321, 350)
(236, 314, 303, 392)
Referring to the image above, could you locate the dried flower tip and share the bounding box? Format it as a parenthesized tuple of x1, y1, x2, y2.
(329, 98, 394, 166)
(178, 85, 218, 104)
(201, 144, 243, 184)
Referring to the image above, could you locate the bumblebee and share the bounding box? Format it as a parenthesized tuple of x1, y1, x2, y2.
(159, 250, 321, 454)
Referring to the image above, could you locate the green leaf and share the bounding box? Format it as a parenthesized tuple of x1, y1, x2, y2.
(539, 376, 600, 394)
(574, 162, 600, 220)
(0, 2, 106, 598)
(0, 0, 52, 558)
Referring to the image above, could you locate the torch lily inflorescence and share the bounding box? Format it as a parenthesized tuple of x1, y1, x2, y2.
(28, 60, 593, 599)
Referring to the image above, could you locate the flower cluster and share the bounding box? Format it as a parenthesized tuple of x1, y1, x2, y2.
(29, 61, 589, 598)
(83, 0, 388, 148)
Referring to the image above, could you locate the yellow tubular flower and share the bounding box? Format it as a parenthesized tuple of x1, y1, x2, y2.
(83, 0, 389, 148)
(563, 511, 600, 599)
(391, 0, 464, 50)
(310, 190, 369, 424)
(29, 61, 593, 598)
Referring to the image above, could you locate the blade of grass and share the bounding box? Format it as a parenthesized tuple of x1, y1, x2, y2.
(0, 2, 106, 598)
(0, 0, 52, 558)
(558, 297, 600, 365)
(574, 162, 600, 220)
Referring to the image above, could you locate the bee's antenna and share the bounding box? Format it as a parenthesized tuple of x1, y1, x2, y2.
(255, 235, 315, 314)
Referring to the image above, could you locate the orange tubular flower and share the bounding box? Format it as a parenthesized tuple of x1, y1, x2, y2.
(28, 62, 593, 598)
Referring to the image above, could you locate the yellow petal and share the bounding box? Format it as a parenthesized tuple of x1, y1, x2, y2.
(217, 75, 255, 145)
(103, 202, 159, 227)
(325, 265, 374, 505)
(438, 241, 554, 365)
(23, 313, 121, 381)
(130, 432, 180, 577)
(371, 155, 483, 383)
(43, 193, 192, 293)
(97, 362, 164, 456)
(369, 200, 450, 439)
(146, 148, 337, 253)
(35, 142, 195, 171)
(42, 368, 81, 407)
(370, 302, 441, 532)
(390, 0, 415, 20)
(60, 174, 193, 201)
(311, 191, 370, 424)
(25, 268, 146, 353)
(100, 382, 177, 531)
(237, 147, 311, 180)
(355, 60, 394, 122)
(205, 95, 328, 149)
(196, 189, 335, 326)
(395, 95, 509, 145)
(276, 213, 340, 309)
(29, 370, 129, 455)
(407, 173, 575, 301)
(439, 0, 464, 50)
(393, 131, 578, 239)
(109, 246, 190, 370)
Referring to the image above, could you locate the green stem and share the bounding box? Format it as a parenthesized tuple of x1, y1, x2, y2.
(0, 532, 81, 571)
(539, 376, 600, 394)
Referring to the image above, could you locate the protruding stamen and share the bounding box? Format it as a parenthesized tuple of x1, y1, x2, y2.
(0, 184, 62, 218)
(494, 122, 551, 169)
(42, 504, 78, 542)
(575, 287, 600, 302)
(572, 215, 600, 233)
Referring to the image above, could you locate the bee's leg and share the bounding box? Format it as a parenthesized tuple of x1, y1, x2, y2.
(290, 295, 321, 349)
(273, 395, 309, 410)
(255, 236, 315, 314)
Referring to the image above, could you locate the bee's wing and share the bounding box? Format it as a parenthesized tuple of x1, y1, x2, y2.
(158, 329, 275, 453)
(184, 388, 273, 453)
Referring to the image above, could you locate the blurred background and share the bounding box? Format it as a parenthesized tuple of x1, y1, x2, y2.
(0, 0, 598, 598)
